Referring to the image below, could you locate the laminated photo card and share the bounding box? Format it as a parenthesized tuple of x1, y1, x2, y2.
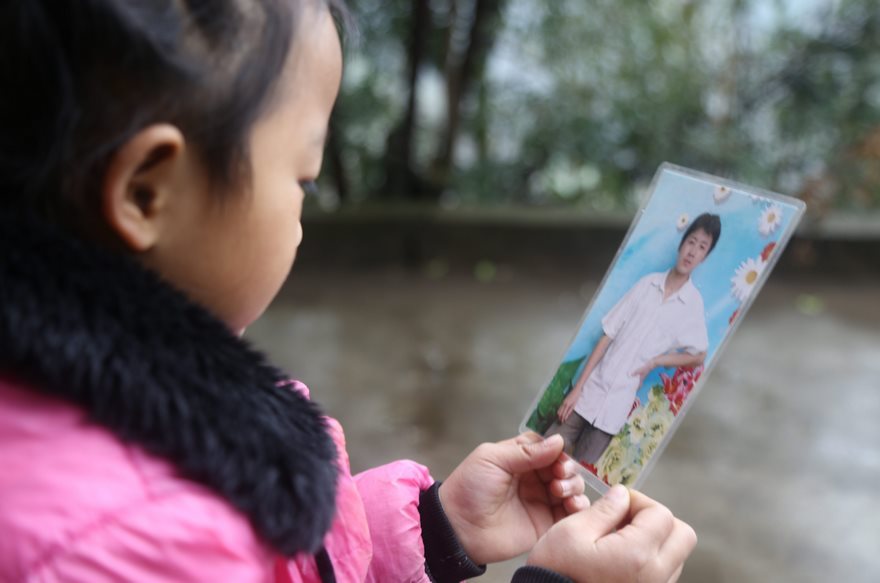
(521, 163, 805, 494)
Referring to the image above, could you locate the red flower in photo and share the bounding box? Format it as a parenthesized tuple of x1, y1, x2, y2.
(760, 241, 777, 262)
(659, 365, 703, 415)
(729, 308, 740, 325)
(628, 397, 642, 418)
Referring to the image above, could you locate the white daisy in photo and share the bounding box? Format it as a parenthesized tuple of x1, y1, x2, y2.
(713, 185, 732, 204)
(676, 213, 689, 231)
(731, 257, 766, 302)
(758, 204, 783, 236)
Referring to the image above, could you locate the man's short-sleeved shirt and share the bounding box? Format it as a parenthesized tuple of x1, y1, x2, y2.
(574, 271, 708, 434)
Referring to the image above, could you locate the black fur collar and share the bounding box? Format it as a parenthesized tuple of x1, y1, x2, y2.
(0, 213, 337, 556)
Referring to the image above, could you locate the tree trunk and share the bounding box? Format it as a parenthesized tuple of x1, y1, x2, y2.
(432, 0, 504, 185)
(382, 0, 431, 200)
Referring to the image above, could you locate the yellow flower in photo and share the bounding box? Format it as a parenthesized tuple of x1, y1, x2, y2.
(645, 387, 666, 417)
(758, 204, 783, 236)
(597, 437, 632, 485)
(628, 409, 649, 445)
(676, 213, 690, 231)
(714, 185, 732, 204)
(603, 466, 623, 487)
(639, 434, 662, 464)
(644, 399, 664, 418)
(645, 407, 674, 441)
(616, 464, 640, 487)
(731, 256, 766, 302)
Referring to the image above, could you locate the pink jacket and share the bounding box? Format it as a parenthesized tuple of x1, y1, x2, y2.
(0, 217, 442, 583)
(0, 378, 433, 582)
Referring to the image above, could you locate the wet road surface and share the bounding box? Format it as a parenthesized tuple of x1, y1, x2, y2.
(247, 269, 880, 583)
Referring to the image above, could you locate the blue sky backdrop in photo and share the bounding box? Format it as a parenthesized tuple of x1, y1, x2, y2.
(561, 167, 803, 406)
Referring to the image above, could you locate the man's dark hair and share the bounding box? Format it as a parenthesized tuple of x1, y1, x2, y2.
(679, 212, 722, 255)
(0, 0, 349, 226)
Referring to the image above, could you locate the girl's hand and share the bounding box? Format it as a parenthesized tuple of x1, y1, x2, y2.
(526, 485, 697, 583)
(438, 433, 589, 565)
(557, 387, 581, 423)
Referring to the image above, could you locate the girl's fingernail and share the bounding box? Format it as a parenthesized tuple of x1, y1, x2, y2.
(545, 434, 563, 447)
(605, 484, 629, 503)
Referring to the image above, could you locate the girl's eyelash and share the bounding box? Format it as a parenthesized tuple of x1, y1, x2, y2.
(299, 180, 319, 197)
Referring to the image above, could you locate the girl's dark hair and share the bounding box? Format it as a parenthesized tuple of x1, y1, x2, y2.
(0, 0, 348, 224)
(679, 212, 722, 255)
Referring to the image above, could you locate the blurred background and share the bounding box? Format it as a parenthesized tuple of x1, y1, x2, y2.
(250, 0, 879, 581)
(317, 0, 879, 215)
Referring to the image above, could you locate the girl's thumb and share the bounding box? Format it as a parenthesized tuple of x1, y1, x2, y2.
(581, 485, 630, 540)
(497, 434, 565, 474)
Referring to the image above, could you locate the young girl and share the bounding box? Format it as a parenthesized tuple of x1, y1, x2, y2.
(0, 1, 696, 582)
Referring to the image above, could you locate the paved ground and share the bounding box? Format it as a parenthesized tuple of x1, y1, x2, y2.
(247, 268, 880, 583)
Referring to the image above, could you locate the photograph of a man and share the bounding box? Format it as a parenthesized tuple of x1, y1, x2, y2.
(546, 213, 722, 464)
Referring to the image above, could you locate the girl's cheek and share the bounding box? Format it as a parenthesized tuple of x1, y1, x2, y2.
(292, 221, 304, 248)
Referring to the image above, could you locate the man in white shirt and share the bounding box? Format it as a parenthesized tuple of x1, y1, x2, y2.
(547, 213, 721, 464)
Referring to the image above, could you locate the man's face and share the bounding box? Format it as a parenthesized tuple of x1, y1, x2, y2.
(675, 228, 713, 276)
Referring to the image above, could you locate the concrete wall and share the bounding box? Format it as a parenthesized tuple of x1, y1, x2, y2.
(297, 208, 880, 278)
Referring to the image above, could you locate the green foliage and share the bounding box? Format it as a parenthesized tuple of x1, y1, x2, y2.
(327, 0, 880, 213)
(525, 356, 585, 435)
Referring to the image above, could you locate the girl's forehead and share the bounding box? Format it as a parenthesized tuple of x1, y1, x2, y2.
(278, 6, 341, 92)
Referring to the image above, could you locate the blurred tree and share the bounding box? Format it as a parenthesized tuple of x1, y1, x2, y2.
(331, 0, 506, 202)
(382, 0, 430, 200)
(325, 0, 879, 213)
(430, 0, 504, 186)
(751, 0, 880, 215)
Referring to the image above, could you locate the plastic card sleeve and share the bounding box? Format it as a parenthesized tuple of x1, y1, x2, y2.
(519, 162, 806, 494)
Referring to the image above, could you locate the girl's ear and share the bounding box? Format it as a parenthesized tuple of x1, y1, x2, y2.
(101, 124, 186, 251)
